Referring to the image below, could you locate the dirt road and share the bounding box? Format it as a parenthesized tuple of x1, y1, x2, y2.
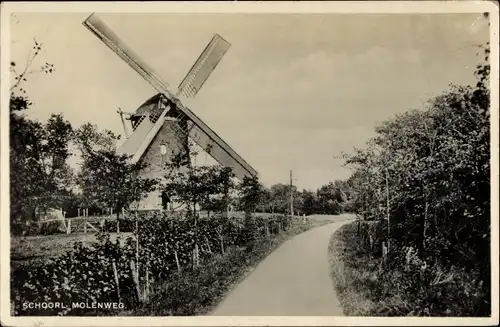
(211, 214, 356, 316)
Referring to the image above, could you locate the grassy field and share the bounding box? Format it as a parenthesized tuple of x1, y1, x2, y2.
(11, 232, 131, 269)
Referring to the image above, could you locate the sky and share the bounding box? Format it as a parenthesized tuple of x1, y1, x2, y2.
(9, 12, 490, 190)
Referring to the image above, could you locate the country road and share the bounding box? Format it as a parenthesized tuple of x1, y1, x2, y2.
(211, 214, 356, 316)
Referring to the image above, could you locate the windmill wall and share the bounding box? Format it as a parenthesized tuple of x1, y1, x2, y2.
(135, 117, 190, 211)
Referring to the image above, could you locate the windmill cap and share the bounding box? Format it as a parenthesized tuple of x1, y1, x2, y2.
(130, 93, 164, 119)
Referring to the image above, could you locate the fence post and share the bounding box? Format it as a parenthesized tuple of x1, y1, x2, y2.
(174, 250, 181, 273)
(205, 236, 212, 254)
(382, 241, 388, 263)
(112, 259, 121, 302)
(129, 259, 141, 302)
(220, 235, 225, 254)
(145, 266, 150, 302)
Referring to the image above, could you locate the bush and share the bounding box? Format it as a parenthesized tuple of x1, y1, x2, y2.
(330, 222, 490, 317)
(11, 220, 64, 236)
(11, 212, 298, 316)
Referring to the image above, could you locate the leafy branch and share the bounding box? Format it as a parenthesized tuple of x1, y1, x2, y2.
(10, 38, 55, 93)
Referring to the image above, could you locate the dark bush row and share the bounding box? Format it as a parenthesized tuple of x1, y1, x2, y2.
(11, 212, 300, 316)
(332, 222, 490, 317)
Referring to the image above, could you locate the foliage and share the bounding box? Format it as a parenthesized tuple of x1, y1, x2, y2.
(73, 122, 120, 157)
(10, 39, 74, 224)
(76, 149, 158, 218)
(163, 165, 235, 215)
(238, 176, 263, 216)
(73, 121, 157, 217)
(252, 181, 349, 216)
(11, 212, 302, 316)
(131, 219, 315, 316)
(335, 44, 491, 316)
(161, 142, 236, 216)
(315, 181, 347, 215)
(329, 222, 490, 317)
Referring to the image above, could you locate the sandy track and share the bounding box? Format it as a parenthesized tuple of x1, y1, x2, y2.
(211, 214, 355, 316)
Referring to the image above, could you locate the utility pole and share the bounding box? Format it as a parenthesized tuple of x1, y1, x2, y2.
(290, 170, 294, 217)
(385, 168, 390, 253)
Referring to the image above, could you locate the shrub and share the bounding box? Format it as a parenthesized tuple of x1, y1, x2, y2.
(11, 220, 64, 236)
(11, 212, 296, 316)
(330, 222, 491, 317)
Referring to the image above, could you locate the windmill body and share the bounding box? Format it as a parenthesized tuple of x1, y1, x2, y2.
(83, 14, 258, 212)
(121, 94, 190, 211)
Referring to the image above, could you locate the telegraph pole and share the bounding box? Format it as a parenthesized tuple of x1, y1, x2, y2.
(290, 170, 294, 217)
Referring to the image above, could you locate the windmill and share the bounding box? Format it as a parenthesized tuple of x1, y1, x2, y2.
(82, 13, 258, 211)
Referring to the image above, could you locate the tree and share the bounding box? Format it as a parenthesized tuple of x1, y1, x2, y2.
(75, 124, 157, 230)
(10, 39, 73, 224)
(316, 182, 345, 215)
(77, 149, 157, 226)
(268, 183, 293, 214)
(256, 187, 273, 213)
(163, 164, 235, 216)
(238, 176, 264, 217)
(340, 41, 490, 284)
(73, 122, 119, 156)
(161, 143, 236, 218)
(198, 166, 236, 217)
(299, 189, 318, 216)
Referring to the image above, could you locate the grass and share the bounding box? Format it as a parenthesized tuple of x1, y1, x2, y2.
(328, 221, 491, 317)
(328, 221, 382, 316)
(329, 221, 413, 316)
(11, 232, 131, 270)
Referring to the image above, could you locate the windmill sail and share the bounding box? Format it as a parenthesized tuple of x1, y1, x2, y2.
(175, 106, 258, 180)
(176, 34, 231, 98)
(82, 13, 175, 99)
(130, 105, 170, 163)
(117, 113, 155, 156)
(187, 122, 257, 180)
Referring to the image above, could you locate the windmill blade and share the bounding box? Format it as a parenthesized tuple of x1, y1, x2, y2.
(176, 34, 231, 98)
(187, 121, 257, 180)
(117, 112, 156, 157)
(168, 99, 257, 180)
(166, 107, 256, 180)
(82, 13, 176, 99)
(118, 96, 171, 161)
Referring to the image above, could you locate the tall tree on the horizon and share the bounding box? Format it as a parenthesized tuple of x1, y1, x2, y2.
(9, 39, 74, 224)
